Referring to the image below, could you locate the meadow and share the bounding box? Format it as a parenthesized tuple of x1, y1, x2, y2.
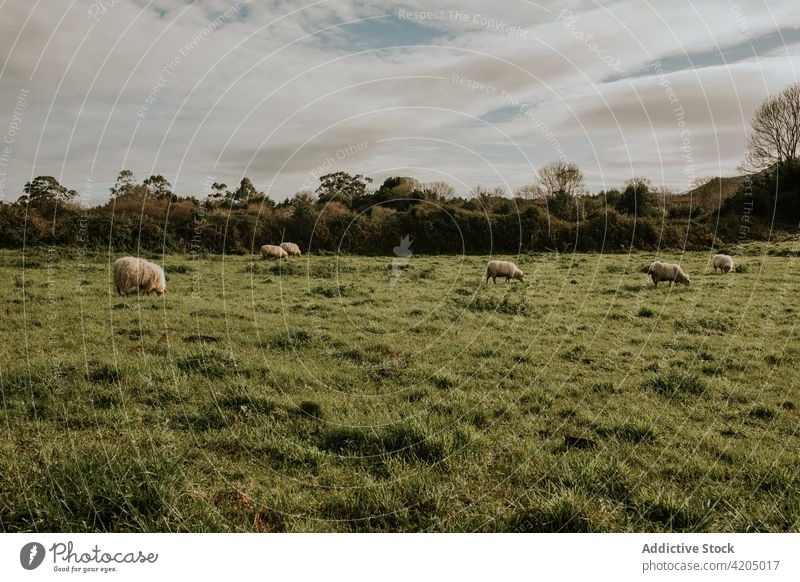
(1, 242, 798, 532)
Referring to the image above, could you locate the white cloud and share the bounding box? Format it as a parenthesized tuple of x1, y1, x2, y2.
(0, 0, 798, 203)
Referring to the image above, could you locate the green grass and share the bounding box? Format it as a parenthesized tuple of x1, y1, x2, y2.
(1, 243, 799, 532)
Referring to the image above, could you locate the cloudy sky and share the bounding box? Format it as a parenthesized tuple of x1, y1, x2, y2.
(0, 0, 798, 204)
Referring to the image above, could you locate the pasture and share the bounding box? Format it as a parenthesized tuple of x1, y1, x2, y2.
(1, 243, 798, 532)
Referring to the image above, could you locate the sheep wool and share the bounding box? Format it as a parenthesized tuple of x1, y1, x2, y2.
(280, 242, 302, 256)
(648, 261, 690, 287)
(485, 260, 525, 283)
(112, 257, 166, 296)
(712, 254, 734, 274)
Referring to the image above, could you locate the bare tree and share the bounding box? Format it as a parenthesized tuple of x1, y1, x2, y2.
(469, 185, 505, 211)
(743, 83, 800, 171)
(469, 185, 506, 199)
(422, 181, 456, 200)
(514, 184, 541, 199)
(533, 161, 587, 198)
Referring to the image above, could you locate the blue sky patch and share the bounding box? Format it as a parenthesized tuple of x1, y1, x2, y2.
(480, 105, 522, 124)
(316, 14, 447, 51)
(607, 26, 800, 82)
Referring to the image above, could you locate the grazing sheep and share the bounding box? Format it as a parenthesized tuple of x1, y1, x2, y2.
(112, 257, 166, 296)
(648, 261, 690, 287)
(712, 254, 734, 274)
(261, 244, 288, 260)
(485, 260, 525, 284)
(280, 242, 302, 257)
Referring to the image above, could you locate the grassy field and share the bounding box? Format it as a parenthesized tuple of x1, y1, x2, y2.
(1, 242, 799, 532)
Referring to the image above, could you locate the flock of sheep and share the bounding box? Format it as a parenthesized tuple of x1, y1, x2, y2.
(111, 246, 735, 297)
(484, 254, 734, 286)
(261, 242, 302, 260)
(111, 243, 302, 296)
(649, 253, 733, 286)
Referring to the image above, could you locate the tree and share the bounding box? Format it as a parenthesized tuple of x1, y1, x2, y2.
(470, 185, 506, 198)
(743, 83, 800, 171)
(289, 190, 317, 209)
(285, 190, 319, 240)
(232, 177, 274, 207)
(232, 177, 258, 203)
(422, 181, 456, 201)
(278, 190, 316, 216)
(728, 157, 800, 224)
(377, 176, 421, 198)
(209, 182, 229, 201)
(109, 170, 137, 199)
(515, 184, 541, 199)
(316, 171, 373, 206)
(143, 174, 172, 199)
(361, 176, 427, 211)
(19, 176, 78, 208)
(533, 161, 587, 198)
(469, 185, 506, 212)
(617, 177, 656, 217)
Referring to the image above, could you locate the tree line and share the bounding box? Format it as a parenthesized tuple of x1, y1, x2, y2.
(2, 84, 798, 255)
(1, 163, 794, 255)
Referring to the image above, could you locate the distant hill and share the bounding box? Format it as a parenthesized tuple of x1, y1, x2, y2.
(672, 175, 746, 212)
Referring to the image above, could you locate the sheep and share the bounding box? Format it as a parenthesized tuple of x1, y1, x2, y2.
(648, 261, 690, 287)
(280, 242, 302, 257)
(112, 257, 166, 296)
(485, 260, 525, 284)
(260, 244, 288, 260)
(712, 254, 734, 274)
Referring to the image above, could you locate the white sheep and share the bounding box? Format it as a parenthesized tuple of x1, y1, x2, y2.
(261, 244, 288, 260)
(280, 242, 302, 256)
(485, 260, 525, 284)
(112, 257, 166, 296)
(648, 261, 690, 287)
(712, 254, 734, 274)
